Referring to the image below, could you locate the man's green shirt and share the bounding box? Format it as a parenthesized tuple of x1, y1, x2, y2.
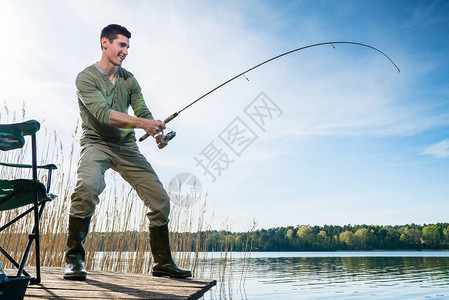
(75, 64, 153, 145)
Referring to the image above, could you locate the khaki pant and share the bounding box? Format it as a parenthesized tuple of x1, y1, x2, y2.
(70, 142, 170, 227)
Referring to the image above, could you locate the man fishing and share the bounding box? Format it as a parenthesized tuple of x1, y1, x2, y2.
(64, 24, 191, 280)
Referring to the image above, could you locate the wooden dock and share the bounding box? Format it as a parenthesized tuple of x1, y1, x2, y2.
(21, 267, 216, 300)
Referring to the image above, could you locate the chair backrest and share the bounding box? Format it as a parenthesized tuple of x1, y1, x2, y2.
(0, 120, 40, 151)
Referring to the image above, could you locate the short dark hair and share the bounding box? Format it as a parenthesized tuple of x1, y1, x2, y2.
(100, 24, 131, 48)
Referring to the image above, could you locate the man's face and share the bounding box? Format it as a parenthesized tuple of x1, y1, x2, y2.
(102, 34, 129, 66)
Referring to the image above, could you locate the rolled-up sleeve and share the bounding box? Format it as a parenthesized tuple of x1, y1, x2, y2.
(76, 73, 114, 125)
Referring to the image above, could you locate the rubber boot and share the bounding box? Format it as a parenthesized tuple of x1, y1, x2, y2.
(150, 224, 192, 278)
(63, 216, 91, 280)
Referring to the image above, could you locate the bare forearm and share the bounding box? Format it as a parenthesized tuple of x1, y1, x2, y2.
(109, 110, 148, 129)
(109, 110, 165, 137)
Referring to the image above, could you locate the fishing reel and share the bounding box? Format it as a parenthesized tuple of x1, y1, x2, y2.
(160, 130, 176, 144)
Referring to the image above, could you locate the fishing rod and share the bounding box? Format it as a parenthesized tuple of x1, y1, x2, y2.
(140, 41, 400, 143)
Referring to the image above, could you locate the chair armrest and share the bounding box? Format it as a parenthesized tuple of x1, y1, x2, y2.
(0, 162, 57, 170)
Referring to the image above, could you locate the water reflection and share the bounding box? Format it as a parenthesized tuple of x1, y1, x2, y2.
(202, 253, 449, 299)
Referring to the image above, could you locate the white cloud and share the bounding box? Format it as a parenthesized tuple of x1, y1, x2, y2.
(422, 139, 449, 158)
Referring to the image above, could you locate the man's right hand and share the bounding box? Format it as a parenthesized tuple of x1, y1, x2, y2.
(143, 119, 166, 137)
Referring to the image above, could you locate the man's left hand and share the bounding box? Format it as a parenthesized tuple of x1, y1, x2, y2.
(155, 133, 168, 149)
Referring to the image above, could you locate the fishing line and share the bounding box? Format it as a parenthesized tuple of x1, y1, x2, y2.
(140, 41, 400, 143)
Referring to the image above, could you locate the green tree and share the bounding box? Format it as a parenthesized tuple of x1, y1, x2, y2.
(317, 230, 330, 250)
(422, 225, 444, 248)
(444, 226, 449, 246)
(339, 231, 354, 249)
(285, 228, 295, 240)
(297, 226, 314, 249)
(354, 228, 369, 249)
(317, 230, 328, 240)
(399, 228, 422, 249)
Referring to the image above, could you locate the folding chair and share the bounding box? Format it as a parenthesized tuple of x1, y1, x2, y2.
(0, 120, 57, 285)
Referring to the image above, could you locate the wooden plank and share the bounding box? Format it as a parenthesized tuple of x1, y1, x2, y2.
(8, 267, 216, 300)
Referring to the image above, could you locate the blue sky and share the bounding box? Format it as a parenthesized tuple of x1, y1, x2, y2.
(1, 0, 448, 231)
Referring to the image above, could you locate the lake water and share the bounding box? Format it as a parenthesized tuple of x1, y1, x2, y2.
(198, 251, 449, 299)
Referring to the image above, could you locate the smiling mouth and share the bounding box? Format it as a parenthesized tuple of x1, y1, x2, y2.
(119, 54, 126, 60)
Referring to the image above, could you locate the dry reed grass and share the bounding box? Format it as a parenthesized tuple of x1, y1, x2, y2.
(0, 102, 244, 280)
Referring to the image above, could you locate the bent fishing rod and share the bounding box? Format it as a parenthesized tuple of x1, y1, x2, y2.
(140, 41, 400, 143)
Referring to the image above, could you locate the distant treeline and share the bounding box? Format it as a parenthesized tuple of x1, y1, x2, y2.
(78, 223, 449, 252)
(215, 223, 449, 251)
